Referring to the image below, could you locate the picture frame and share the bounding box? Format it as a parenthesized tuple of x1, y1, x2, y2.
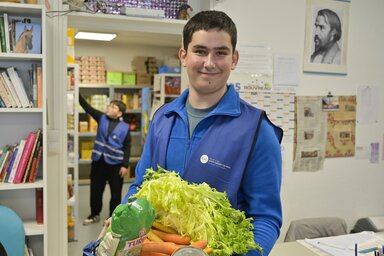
(303, 0, 350, 74)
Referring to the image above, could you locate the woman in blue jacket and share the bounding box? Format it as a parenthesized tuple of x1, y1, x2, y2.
(123, 10, 283, 256)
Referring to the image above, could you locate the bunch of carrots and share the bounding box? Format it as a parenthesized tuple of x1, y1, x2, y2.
(140, 221, 213, 256)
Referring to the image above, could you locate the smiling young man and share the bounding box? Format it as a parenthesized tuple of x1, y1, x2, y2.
(123, 10, 283, 256)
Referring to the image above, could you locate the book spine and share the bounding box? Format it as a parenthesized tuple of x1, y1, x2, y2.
(7, 67, 30, 108)
(0, 16, 5, 52)
(4, 146, 18, 182)
(13, 132, 36, 184)
(36, 188, 43, 224)
(1, 71, 22, 107)
(7, 140, 25, 183)
(22, 129, 41, 183)
(3, 13, 10, 53)
(28, 145, 42, 183)
(36, 66, 42, 108)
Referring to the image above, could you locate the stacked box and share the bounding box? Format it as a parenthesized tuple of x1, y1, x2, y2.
(80, 141, 94, 160)
(106, 71, 123, 85)
(132, 56, 158, 85)
(90, 94, 109, 112)
(76, 56, 106, 84)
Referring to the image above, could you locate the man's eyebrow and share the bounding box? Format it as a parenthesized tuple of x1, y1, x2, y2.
(192, 45, 230, 51)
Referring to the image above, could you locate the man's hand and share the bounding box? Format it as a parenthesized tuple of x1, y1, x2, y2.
(119, 166, 128, 178)
(97, 217, 112, 240)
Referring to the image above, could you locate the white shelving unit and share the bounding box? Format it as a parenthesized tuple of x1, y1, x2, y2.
(66, 63, 79, 242)
(0, 3, 46, 255)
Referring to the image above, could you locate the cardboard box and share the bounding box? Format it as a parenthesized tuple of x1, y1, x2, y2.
(122, 72, 136, 86)
(106, 71, 123, 85)
(136, 73, 152, 85)
(81, 149, 93, 160)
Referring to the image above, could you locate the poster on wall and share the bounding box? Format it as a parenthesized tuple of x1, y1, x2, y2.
(303, 0, 350, 74)
(325, 96, 356, 157)
(293, 96, 327, 172)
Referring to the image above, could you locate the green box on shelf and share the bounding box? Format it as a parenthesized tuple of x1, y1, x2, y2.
(122, 72, 136, 85)
(106, 71, 123, 85)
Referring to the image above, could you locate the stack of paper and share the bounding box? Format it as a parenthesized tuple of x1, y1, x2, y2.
(300, 231, 384, 256)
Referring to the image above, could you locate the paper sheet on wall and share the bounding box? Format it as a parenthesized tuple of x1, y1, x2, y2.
(233, 42, 273, 76)
(357, 85, 379, 124)
(293, 96, 326, 172)
(325, 96, 356, 158)
(273, 54, 299, 86)
(234, 85, 295, 143)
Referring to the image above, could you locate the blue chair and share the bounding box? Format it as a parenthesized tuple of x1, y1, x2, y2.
(0, 205, 25, 256)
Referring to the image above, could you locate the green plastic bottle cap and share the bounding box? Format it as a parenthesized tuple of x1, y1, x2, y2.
(171, 246, 207, 256)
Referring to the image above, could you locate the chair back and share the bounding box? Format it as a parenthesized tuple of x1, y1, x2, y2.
(284, 217, 348, 242)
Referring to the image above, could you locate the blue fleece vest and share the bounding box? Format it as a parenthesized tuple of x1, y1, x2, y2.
(92, 114, 129, 165)
(150, 101, 282, 208)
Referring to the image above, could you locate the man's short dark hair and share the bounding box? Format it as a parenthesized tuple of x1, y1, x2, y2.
(110, 100, 126, 114)
(182, 10, 237, 52)
(317, 9, 342, 42)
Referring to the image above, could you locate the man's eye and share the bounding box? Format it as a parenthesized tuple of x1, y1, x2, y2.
(217, 51, 228, 56)
(194, 49, 207, 55)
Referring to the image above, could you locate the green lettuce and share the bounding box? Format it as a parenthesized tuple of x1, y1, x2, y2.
(131, 167, 262, 256)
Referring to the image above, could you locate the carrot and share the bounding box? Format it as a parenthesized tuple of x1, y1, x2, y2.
(151, 229, 191, 245)
(141, 242, 182, 255)
(203, 246, 213, 254)
(140, 252, 170, 256)
(152, 221, 178, 234)
(147, 229, 164, 242)
(190, 240, 208, 249)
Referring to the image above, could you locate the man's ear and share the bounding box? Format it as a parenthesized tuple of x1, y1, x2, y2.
(231, 49, 239, 70)
(178, 48, 187, 67)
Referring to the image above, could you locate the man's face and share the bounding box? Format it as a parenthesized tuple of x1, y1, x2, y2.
(178, 29, 238, 96)
(106, 103, 122, 119)
(314, 15, 333, 51)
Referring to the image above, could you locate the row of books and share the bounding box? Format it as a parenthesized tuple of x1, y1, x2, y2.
(0, 13, 42, 54)
(0, 64, 42, 108)
(0, 129, 43, 184)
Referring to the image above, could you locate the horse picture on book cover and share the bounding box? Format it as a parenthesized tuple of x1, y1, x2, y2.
(15, 25, 34, 53)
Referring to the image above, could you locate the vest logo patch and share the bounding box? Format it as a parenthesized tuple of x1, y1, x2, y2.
(200, 154, 209, 164)
(200, 154, 231, 170)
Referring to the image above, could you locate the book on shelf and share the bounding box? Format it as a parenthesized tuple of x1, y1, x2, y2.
(8, 15, 41, 54)
(13, 131, 36, 184)
(36, 66, 42, 108)
(7, 139, 25, 183)
(2, 13, 11, 53)
(14, 22, 41, 54)
(35, 187, 43, 224)
(0, 145, 10, 178)
(28, 144, 42, 183)
(0, 15, 6, 53)
(4, 144, 18, 182)
(22, 128, 41, 183)
(6, 67, 31, 107)
(0, 145, 15, 182)
(0, 70, 22, 107)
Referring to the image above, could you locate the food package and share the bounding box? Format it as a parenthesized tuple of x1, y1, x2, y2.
(96, 198, 155, 256)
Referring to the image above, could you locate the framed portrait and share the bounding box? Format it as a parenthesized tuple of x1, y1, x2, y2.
(303, 0, 350, 74)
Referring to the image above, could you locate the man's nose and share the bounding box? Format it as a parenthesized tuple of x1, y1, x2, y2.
(204, 54, 215, 69)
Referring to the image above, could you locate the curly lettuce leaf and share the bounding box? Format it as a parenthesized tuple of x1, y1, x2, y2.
(131, 167, 262, 256)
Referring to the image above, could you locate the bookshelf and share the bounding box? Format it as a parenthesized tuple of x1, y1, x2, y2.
(66, 63, 79, 242)
(0, 2, 46, 256)
(152, 73, 181, 115)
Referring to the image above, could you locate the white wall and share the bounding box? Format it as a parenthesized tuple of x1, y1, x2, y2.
(213, 0, 384, 241)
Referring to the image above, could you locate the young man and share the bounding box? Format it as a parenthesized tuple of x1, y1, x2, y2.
(311, 9, 342, 64)
(80, 94, 131, 225)
(123, 10, 282, 256)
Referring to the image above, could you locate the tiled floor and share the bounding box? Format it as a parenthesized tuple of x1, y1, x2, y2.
(68, 182, 131, 255)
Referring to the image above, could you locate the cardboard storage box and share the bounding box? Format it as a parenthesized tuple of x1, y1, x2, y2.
(122, 72, 136, 85)
(106, 71, 123, 85)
